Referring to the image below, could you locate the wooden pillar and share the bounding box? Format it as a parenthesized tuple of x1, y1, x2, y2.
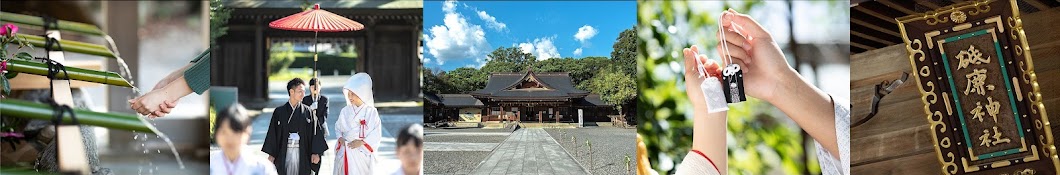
(104, 0, 139, 154)
(537, 111, 542, 123)
(47, 24, 88, 175)
(254, 16, 266, 102)
(411, 18, 422, 99)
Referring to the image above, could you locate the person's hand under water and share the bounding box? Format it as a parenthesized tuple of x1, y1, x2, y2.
(129, 65, 194, 118)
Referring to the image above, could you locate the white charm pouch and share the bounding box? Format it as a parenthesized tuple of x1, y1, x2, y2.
(701, 76, 729, 113)
(695, 49, 729, 113)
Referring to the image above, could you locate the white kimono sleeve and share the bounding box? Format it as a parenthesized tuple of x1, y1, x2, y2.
(815, 95, 850, 175)
(361, 107, 382, 153)
(675, 151, 721, 175)
(335, 107, 356, 143)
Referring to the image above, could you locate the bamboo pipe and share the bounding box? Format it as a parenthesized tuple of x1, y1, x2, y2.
(18, 34, 116, 58)
(5, 59, 132, 87)
(0, 99, 152, 133)
(0, 12, 105, 36)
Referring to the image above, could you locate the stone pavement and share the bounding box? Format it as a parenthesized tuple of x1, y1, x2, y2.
(470, 128, 588, 174)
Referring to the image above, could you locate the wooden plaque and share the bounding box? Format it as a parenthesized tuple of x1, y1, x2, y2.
(898, 0, 1058, 174)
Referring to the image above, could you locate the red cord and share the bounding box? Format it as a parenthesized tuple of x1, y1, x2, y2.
(690, 150, 721, 173)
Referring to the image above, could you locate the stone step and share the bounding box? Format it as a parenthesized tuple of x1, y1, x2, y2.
(453, 122, 481, 128)
(517, 123, 578, 128)
(482, 122, 506, 129)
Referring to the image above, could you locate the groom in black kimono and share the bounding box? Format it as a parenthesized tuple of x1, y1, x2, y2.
(263, 78, 328, 175)
(301, 78, 329, 174)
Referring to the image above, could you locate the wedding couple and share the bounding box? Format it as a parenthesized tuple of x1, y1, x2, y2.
(262, 73, 381, 175)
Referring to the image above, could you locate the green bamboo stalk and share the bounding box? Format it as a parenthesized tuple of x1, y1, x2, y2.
(23, 33, 110, 51)
(18, 34, 116, 58)
(0, 166, 49, 175)
(0, 99, 152, 133)
(5, 59, 132, 87)
(0, 11, 104, 36)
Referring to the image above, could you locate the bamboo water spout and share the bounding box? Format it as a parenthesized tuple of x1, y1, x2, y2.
(0, 12, 105, 36)
(17, 34, 116, 58)
(5, 59, 132, 87)
(0, 99, 153, 133)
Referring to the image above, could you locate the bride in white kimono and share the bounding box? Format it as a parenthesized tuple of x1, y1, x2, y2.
(333, 73, 382, 175)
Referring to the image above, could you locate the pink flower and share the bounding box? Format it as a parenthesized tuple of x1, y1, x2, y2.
(1, 132, 24, 138)
(0, 23, 18, 36)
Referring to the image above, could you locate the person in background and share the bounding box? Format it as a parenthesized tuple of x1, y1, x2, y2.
(302, 78, 330, 175)
(391, 124, 423, 175)
(209, 103, 278, 175)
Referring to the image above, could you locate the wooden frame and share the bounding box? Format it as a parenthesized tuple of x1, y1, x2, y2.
(898, 0, 1058, 174)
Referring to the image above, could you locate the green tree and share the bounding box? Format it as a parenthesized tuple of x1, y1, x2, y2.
(486, 46, 536, 69)
(267, 42, 297, 75)
(611, 27, 637, 74)
(586, 66, 636, 120)
(533, 57, 574, 73)
(446, 67, 484, 93)
(572, 56, 612, 89)
(533, 57, 613, 90)
(480, 59, 521, 74)
(422, 67, 456, 95)
(209, 0, 232, 48)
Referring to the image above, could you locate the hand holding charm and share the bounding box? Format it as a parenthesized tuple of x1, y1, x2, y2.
(692, 48, 729, 113)
(717, 11, 746, 104)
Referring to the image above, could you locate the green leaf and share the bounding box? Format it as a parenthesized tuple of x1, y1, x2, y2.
(14, 52, 32, 60)
(3, 71, 17, 79)
(1, 75, 9, 95)
(17, 35, 32, 49)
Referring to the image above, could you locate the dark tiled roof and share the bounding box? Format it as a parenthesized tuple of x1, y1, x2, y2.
(423, 93, 442, 104)
(439, 94, 484, 107)
(471, 71, 588, 99)
(575, 94, 612, 107)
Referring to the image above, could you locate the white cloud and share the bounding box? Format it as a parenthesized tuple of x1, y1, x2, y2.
(476, 11, 507, 31)
(442, 0, 457, 13)
(424, 0, 492, 67)
(573, 25, 598, 43)
(474, 57, 489, 68)
(517, 37, 561, 60)
(518, 43, 534, 54)
(572, 25, 598, 57)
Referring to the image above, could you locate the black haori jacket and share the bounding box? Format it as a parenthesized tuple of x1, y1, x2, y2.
(302, 95, 329, 172)
(262, 102, 328, 175)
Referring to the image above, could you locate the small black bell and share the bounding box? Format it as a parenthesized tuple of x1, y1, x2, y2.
(721, 64, 746, 103)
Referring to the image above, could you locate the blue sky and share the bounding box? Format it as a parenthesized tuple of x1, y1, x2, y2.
(422, 0, 636, 71)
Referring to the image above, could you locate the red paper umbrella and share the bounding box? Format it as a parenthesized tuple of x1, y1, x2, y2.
(269, 4, 364, 32)
(269, 4, 363, 77)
